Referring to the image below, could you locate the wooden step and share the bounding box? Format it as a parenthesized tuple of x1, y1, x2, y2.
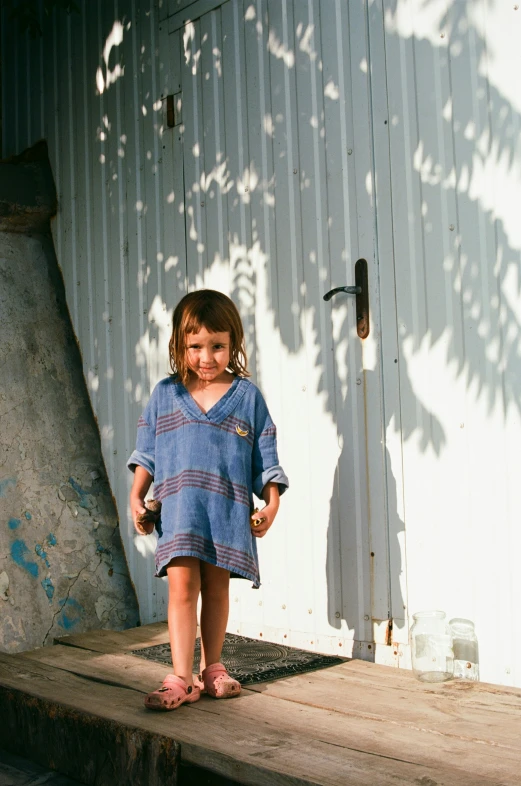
(0, 624, 520, 786)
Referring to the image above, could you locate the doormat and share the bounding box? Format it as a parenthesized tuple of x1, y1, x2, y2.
(131, 633, 347, 686)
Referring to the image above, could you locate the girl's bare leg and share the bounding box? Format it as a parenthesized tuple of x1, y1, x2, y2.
(166, 557, 201, 685)
(199, 562, 230, 671)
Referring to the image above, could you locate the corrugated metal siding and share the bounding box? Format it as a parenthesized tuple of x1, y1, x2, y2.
(3, 0, 391, 653)
(166, 0, 390, 653)
(381, 0, 521, 686)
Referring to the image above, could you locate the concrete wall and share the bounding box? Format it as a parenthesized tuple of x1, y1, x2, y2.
(0, 147, 139, 652)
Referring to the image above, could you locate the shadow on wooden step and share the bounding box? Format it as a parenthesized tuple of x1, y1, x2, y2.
(0, 687, 179, 785)
(179, 763, 244, 786)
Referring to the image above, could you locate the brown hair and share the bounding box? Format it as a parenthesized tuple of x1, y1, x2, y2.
(169, 290, 250, 384)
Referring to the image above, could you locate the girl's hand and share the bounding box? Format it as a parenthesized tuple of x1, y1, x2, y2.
(130, 466, 154, 535)
(130, 494, 152, 535)
(250, 505, 277, 538)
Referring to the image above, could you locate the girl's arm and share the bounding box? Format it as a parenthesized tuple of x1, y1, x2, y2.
(130, 465, 154, 532)
(251, 481, 280, 538)
(262, 481, 280, 511)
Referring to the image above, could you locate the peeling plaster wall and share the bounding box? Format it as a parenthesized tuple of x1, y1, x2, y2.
(0, 154, 139, 651)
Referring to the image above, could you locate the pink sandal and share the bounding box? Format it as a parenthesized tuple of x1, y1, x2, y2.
(144, 674, 201, 711)
(197, 663, 241, 698)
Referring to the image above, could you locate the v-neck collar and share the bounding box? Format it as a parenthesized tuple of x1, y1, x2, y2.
(171, 375, 247, 424)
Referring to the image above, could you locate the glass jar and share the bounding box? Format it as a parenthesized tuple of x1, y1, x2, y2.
(449, 618, 479, 681)
(410, 610, 454, 682)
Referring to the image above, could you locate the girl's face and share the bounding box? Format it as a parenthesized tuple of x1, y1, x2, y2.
(185, 326, 231, 382)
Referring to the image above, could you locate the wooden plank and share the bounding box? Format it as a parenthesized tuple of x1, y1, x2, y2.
(56, 622, 521, 720)
(245, 662, 521, 748)
(0, 654, 179, 786)
(250, 658, 521, 719)
(301, 656, 521, 699)
(324, 658, 521, 707)
(55, 621, 170, 653)
(34, 643, 521, 738)
(17, 647, 518, 785)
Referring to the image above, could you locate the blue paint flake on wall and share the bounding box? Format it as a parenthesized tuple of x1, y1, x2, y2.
(24, 511, 32, 520)
(41, 577, 54, 602)
(11, 540, 39, 577)
(69, 476, 88, 507)
(35, 544, 51, 568)
(8, 518, 21, 530)
(46, 533, 57, 547)
(0, 478, 16, 497)
(68, 477, 94, 510)
(68, 476, 84, 495)
(57, 597, 84, 630)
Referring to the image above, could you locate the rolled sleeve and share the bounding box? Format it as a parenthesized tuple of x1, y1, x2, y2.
(127, 448, 155, 477)
(252, 395, 289, 499)
(127, 397, 157, 477)
(253, 463, 289, 499)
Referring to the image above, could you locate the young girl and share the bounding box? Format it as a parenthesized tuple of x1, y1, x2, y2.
(128, 289, 288, 710)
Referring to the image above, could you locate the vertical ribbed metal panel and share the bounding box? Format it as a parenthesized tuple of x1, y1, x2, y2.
(381, 0, 521, 685)
(2, 0, 388, 648)
(170, 0, 388, 654)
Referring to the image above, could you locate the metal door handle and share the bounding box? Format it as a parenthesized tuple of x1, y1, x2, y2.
(323, 285, 361, 299)
(323, 258, 369, 339)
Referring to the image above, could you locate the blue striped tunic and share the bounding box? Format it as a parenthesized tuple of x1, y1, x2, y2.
(127, 375, 288, 587)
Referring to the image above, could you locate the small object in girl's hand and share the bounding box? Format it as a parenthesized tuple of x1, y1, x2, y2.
(136, 499, 162, 535)
(250, 508, 266, 529)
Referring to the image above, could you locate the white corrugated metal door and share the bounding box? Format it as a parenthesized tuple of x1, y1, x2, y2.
(380, 0, 521, 686)
(163, 0, 400, 659)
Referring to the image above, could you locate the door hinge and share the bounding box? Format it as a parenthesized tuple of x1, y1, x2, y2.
(384, 618, 393, 646)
